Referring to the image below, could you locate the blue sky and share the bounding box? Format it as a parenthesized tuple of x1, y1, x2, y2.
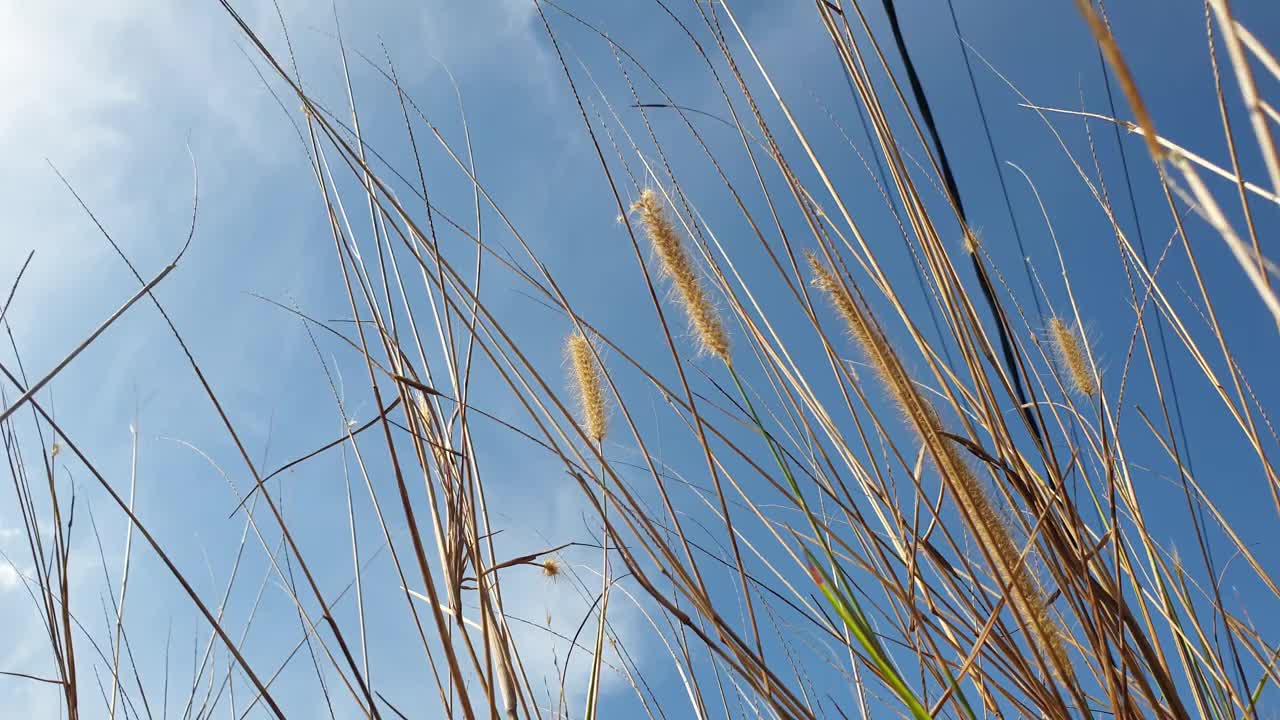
(2, 0, 1279, 717)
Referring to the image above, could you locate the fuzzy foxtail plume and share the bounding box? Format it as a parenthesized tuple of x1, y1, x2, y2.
(632, 189, 731, 362)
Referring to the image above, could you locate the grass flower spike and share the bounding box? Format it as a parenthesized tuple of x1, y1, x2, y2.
(566, 332, 608, 442)
(1049, 317, 1097, 397)
(809, 253, 1070, 677)
(632, 188, 731, 362)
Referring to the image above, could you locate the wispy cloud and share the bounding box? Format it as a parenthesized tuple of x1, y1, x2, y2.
(0, 1, 621, 714)
(0, 562, 18, 591)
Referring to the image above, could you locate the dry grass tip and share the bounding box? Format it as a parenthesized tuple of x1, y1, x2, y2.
(632, 189, 731, 362)
(567, 332, 608, 442)
(1048, 317, 1097, 397)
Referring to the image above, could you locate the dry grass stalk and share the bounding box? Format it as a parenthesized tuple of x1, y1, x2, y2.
(483, 612, 520, 720)
(631, 189, 731, 362)
(808, 253, 1071, 677)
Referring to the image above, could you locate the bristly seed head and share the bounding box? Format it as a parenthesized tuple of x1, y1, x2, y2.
(540, 556, 563, 581)
(1048, 317, 1097, 397)
(631, 189, 731, 363)
(566, 332, 608, 443)
(808, 251, 1072, 678)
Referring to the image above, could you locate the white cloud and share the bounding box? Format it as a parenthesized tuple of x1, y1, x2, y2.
(0, 562, 18, 591)
(0, 4, 138, 161)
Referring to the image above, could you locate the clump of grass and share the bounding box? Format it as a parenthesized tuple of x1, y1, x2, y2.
(17, 3, 1277, 718)
(1048, 317, 1097, 397)
(631, 189, 731, 362)
(566, 332, 608, 442)
(809, 252, 1071, 678)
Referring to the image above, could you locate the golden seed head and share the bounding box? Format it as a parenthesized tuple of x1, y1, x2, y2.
(540, 556, 563, 581)
(632, 189, 731, 363)
(1048, 317, 1097, 397)
(808, 251, 946, 438)
(809, 251, 1070, 677)
(566, 332, 608, 442)
(808, 253, 874, 355)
